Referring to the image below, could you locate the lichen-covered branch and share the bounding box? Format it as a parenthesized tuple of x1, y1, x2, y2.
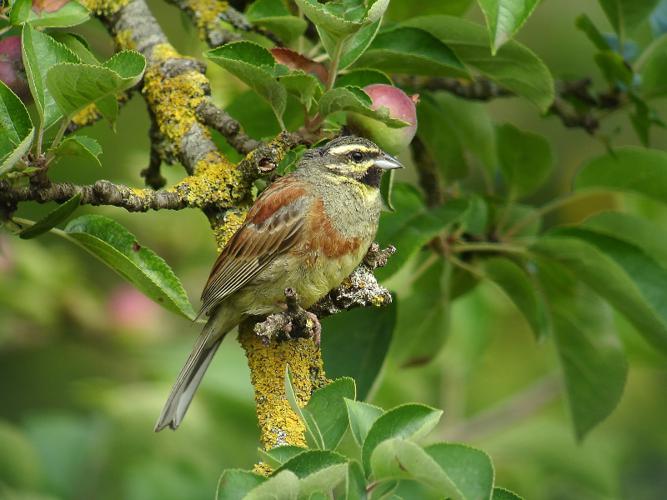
(80, 0, 254, 247)
(239, 321, 327, 455)
(165, 0, 280, 47)
(0, 179, 185, 212)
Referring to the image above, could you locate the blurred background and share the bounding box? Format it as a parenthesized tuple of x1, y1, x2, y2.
(2, 1, 667, 499)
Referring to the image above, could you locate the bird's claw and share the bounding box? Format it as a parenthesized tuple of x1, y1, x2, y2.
(253, 288, 322, 344)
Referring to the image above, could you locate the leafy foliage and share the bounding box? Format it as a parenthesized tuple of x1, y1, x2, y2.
(216, 377, 520, 499)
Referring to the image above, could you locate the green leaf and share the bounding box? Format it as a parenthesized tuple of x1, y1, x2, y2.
(0, 80, 35, 175)
(303, 378, 356, 450)
(583, 211, 667, 268)
(493, 487, 524, 500)
(376, 183, 469, 279)
(638, 34, 667, 98)
(10, 0, 32, 25)
(594, 51, 633, 87)
(26, 1, 90, 28)
(335, 68, 392, 88)
(416, 95, 468, 181)
(295, 0, 389, 40)
(575, 14, 610, 51)
(575, 146, 667, 202)
(318, 85, 409, 127)
(207, 41, 287, 127)
(276, 450, 347, 477)
(346, 460, 367, 500)
(295, 0, 363, 36)
(477, 0, 541, 53)
(404, 15, 555, 111)
(537, 257, 628, 439)
(216, 469, 265, 500)
(361, 403, 442, 473)
(45, 50, 145, 121)
(258, 445, 306, 469)
(344, 398, 384, 447)
(483, 257, 550, 340)
(19, 194, 81, 239)
(338, 18, 382, 70)
(533, 233, 667, 354)
(321, 301, 396, 400)
(371, 439, 464, 499)
(278, 71, 323, 110)
(21, 25, 79, 129)
(275, 450, 347, 496)
(54, 135, 102, 166)
(50, 32, 98, 65)
(597, 0, 659, 36)
(432, 92, 497, 174)
(426, 443, 495, 500)
(496, 123, 553, 197)
(284, 366, 323, 448)
(393, 259, 452, 367)
(246, 0, 308, 42)
(244, 470, 299, 500)
(356, 26, 468, 77)
(62, 215, 196, 319)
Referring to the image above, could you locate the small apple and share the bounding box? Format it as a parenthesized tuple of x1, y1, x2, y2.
(0, 36, 31, 101)
(347, 83, 418, 155)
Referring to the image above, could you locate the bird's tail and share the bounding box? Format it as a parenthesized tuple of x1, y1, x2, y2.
(154, 312, 232, 432)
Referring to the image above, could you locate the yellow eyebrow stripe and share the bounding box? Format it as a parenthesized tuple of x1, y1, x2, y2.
(327, 144, 379, 155)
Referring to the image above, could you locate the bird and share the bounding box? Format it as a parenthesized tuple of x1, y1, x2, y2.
(154, 135, 402, 431)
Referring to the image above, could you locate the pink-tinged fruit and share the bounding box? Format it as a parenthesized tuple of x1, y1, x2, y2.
(32, 0, 69, 13)
(107, 285, 160, 331)
(347, 84, 418, 155)
(0, 36, 31, 101)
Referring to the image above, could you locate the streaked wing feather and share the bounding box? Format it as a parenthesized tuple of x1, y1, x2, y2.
(198, 178, 310, 316)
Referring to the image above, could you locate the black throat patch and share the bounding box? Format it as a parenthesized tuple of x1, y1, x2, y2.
(360, 165, 383, 187)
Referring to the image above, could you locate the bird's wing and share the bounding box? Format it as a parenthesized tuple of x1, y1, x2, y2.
(198, 176, 311, 317)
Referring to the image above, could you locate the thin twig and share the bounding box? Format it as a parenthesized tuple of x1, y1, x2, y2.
(441, 374, 562, 442)
(0, 179, 186, 212)
(196, 101, 261, 155)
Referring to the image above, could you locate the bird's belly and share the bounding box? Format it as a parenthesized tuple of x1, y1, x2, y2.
(234, 243, 368, 316)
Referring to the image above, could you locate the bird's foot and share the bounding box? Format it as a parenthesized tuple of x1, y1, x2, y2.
(252, 288, 322, 345)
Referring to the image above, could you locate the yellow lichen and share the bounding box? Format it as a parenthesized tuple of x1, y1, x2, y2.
(239, 322, 327, 453)
(79, 0, 129, 15)
(175, 151, 248, 207)
(371, 294, 385, 307)
(71, 103, 101, 127)
(142, 43, 209, 155)
(115, 29, 136, 51)
(186, 0, 228, 40)
(213, 207, 247, 250)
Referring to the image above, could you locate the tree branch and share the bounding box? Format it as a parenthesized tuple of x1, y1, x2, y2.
(196, 100, 261, 155)
(0, 179, 185, 212)
(397, 75, 623, 134)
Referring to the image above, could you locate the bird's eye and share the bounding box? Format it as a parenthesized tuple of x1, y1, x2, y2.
(350, 151, 364, 162)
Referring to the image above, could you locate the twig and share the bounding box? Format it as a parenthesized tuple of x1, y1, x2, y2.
(441, 374, 562, 442)
(0, 179, 185, 212)
(397, 76, 625, 134)
(196, 101, 261, 155)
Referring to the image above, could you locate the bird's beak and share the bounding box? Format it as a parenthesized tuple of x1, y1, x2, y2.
(373, 153, 403, 170)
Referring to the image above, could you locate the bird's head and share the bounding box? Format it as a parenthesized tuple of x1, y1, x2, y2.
(301, 136, 403, 188)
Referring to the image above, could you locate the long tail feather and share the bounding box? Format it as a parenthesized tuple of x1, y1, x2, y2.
(154, 313, 231, 432)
